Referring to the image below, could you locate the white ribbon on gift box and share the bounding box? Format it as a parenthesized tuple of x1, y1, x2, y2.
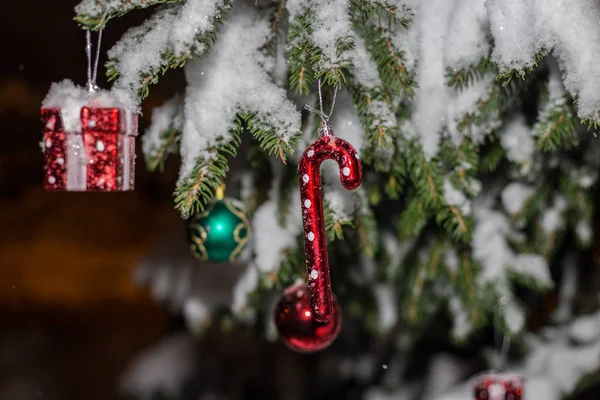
(65, 130, 89, 191)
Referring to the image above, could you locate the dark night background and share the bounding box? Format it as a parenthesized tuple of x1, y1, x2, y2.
(0, 2, 186, 399)
(2, 1, 600, 400)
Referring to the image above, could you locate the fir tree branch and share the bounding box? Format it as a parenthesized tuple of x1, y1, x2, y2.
(146, 129, 182, 172)
(350, 0, 413, 28)
(534, 97, 578, 151)
(174, 117, 243, 217)
(497, 49, 549, 86)
(406, 259, 427, 325)
(324, 200, 349, 241)
(355, 191, 378, 256)
(398, 196, 429, 239)
(243, 113, 299, 164)
(74, 0, 182, 30)
(354, 20, 415, 98)
(106, 0, 232, 100)
(143, 95, 184, 172)
(286, 11, 317, 94)
(349, 84, 398, 153)
(458, 252, 484, 327)
(384, 146, 407, 198)
(276, 164, 298, 226)
(446, 56, 493, 90)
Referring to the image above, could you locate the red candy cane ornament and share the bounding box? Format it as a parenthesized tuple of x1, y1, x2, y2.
(298, 122, 362, 323)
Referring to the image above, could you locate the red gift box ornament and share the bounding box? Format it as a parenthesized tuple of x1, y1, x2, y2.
(41, 80, 139, 191)
(473, 372, 523, 400)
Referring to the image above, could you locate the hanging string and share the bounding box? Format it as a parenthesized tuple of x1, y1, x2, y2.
(86, 30, 94, 92)
(86, 11, 109, 92)
(493, 323, 511, 371)
(304, 79, 339, 136)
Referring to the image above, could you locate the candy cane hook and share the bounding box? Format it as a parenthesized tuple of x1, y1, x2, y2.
(298, 123, 362, 323)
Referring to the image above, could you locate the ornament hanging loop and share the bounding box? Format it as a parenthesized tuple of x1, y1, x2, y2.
(493, 323, 511, 371)
(85, 11, 108, 92)
(304, 79, 338, 138)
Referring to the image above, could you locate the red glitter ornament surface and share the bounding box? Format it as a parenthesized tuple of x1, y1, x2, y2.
(42, 109, 67, 190)
(82, 107, 120, 190)
(274, 282, 341, 353)
(473, 372, 523, 400)
(298, 130, 362, 323)
(41, 107, 137, 191)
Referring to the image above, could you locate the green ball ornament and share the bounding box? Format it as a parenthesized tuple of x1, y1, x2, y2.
(188, 188, 251, 262)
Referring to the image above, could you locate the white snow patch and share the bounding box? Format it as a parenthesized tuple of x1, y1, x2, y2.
(501, 182, 534, 215)
(120, 334, 196, 398)
(511, 253, 552, 287)
(108, 0, 229, 95)
(373, 284, 398, 333)
(486, 0, 600, 120)
(178, 4, 300, 180)
(443, 178, 471, 216)
(143, 95, 183, 159)
(42, 80, 138, 133)
(498, 116, 534, 174)
(251, 194, 303, 274)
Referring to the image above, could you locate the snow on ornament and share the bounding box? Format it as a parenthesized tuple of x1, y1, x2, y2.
(41, 80, 139, 191)
(473, 372, 523, 400)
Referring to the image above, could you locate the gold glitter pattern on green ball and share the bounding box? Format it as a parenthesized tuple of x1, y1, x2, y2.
(189, 196, 251, 262)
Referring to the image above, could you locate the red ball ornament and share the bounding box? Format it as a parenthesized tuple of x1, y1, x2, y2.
(274, 283, 342, 353)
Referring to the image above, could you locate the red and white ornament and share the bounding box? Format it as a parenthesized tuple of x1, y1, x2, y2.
(298, 123, 362, 323)
(41, 80, 138, 191)
(274, 282, 341, 353)
(473, 372, 523, 400)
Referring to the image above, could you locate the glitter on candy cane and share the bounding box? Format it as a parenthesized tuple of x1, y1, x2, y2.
(298, 134, 362, 323)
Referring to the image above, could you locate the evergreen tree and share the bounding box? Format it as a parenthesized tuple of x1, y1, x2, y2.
(70, 0, 600, 398)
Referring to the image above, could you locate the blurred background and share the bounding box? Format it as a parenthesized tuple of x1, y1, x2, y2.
(0, 1, 187, 399)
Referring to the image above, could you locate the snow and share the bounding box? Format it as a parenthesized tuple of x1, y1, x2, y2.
(285, 0, 310, 20)
(410, 0, 456, 158)
(142, 95, 183, 160)
(108, 1, 228, 95)
(308, 0, 352, 70)
(511, 254, 552, 288)
(251, 192, 303, 274)
(42, 79, 138, 133)
(349, 35, 383, 90)
(76, 0, 161, 18)
(551, 253, 577, 322)
(568, 310, 600, 344)
(373, 283, 398, 333)
(178, 3, 301, 180)
(120, 334, 196, 398)
(183, 297, 210, 331)
(498, 116, 535, 175)
(444, 0, 490, 71)
(446, 73, 496, 146)
(443, 178, 471, 215)
(501, 182, 534, 215)
(423, 354, 472, 399)
(231, 263, 259, 317)
(486, 0, 600, 120)
(540, 195, 568, 235)
(444, 248, 459, 274)
(449, 296, 473, 340)
(576, 219, 592, 244)
(382, 234, 415, 280)
(472, 207, 513, 283)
